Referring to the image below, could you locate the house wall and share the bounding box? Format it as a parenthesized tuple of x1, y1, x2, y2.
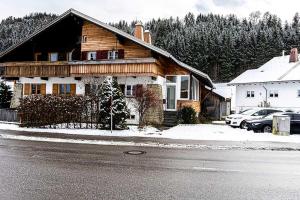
(235, 82, 300, 113)
(81, 22, 152, 58)
(19, 77, 85, 95)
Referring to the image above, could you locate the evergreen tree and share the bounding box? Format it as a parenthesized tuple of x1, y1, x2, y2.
(0, 82, 12, 108)
(99, 77, 129, 130)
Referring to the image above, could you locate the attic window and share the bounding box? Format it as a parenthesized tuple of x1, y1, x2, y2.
(260, 70, 264, 72)
(82, 35, 87, 43)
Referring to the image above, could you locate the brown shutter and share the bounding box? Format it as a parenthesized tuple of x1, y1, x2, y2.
(99, 50, 108, 59)
(53, 84, 58, 95)
(96, 51, 102, 60)
(134, 84, 143, 97)
(81, 52, 87, 60)
(118, 49, 124, 59)
(24, 84, 30, 95)
(41, 84, 46, 95)
(70, 84, 76, 96)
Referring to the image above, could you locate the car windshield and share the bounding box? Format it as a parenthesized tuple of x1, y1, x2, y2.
(241, 109, 259, 115)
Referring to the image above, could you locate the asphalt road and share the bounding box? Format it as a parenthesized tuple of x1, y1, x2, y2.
(0, 138, 300, 200)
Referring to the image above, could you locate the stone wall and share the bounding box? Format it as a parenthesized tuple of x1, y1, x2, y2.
(10, 83, 23, 109)
(144, 84, 164, 125)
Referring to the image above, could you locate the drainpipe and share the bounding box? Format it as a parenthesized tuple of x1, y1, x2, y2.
(262, 86, 268, 107)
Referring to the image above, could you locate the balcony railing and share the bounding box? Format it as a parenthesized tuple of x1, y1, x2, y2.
(0, 58, 164, 77)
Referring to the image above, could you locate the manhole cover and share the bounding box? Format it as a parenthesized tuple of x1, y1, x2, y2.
(124, 150, 146, 155)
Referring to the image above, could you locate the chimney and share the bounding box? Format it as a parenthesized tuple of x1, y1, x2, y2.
(134, 22, 144, 41)
(144, 30, 152, 44)
(289, 48, 299, 63)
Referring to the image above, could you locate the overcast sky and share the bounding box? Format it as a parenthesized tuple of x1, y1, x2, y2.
(0, 0, 299, 22)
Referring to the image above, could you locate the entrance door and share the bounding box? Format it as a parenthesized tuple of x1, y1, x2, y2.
(166, 85, 176, 111)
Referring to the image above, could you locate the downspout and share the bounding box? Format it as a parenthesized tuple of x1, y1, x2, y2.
(262, 86, 268, 107)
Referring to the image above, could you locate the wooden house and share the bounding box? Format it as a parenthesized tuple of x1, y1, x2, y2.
(0, 9, 214, 125)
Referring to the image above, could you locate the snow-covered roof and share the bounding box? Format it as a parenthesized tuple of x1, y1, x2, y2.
(0, 9, 214, 88)
(229, 55, 300, 85)
(213, 83, 233, 99)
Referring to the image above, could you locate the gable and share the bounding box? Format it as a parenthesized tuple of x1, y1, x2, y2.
(81, 22, 151, 58)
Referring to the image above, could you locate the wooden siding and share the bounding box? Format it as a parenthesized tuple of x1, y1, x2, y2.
(81, 22, 151, 58)
(70, 62, 164, 77)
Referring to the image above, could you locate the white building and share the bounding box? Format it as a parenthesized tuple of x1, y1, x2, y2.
(229, 48, 300, 113)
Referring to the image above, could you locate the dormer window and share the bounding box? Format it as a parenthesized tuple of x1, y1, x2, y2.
(108, 50, 118, 60)
(87, 52, 97, 61)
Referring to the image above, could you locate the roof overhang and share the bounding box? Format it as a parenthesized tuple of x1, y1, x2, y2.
(0, 8, 214, 88)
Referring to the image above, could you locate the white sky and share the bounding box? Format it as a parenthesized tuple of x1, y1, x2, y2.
(0, 0, 299, 23)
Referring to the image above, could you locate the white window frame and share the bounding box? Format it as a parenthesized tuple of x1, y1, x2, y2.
(125, 84, 136, 97)
(108, 50, 118, 60)
(246, 91, 255, 98)
(269, 90, 279, 98)
(191, 76, 199, 101)
(180, 75, 190, 100)
(87, 52, 97, 61)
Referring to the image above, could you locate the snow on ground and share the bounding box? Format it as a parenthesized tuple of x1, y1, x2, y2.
(0, 123, 160, 137)
(1, 123, 300, 143)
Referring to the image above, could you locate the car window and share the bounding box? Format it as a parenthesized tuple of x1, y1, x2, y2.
(263, 112, 282, 119)
(242, 109, 259, 115)
(282, 113, 294, 120)
(252, 110, 267, 116)
(293, 114, 300, 120)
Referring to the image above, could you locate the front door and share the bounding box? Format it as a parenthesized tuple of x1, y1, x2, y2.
(166, 85, 176, 111)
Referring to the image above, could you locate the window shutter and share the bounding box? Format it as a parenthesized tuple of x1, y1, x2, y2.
(53, 84, 58, 95)
(118, 49, 125, 59)
(99, 50, 108, 59)
(24, 84, 30, 95)
(81, 52, 87, 60)
(135, 84, 143, 97)
(70, 84, 76, 96)
(41, 84, 46, 95)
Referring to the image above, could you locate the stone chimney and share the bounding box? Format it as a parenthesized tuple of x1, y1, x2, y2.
(289, 48, 299, 63)
(144, 30, 152, 44)
(134, 22, 144, 41)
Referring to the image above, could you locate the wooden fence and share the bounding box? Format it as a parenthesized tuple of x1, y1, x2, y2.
(0, 109, 19, 122)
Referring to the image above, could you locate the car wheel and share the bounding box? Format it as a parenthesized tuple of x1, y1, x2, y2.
(240, 121, 247, 129)
(263, 125, 272, 133)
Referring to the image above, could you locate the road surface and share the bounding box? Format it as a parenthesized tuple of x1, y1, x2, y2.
(0, 137, 300, 200)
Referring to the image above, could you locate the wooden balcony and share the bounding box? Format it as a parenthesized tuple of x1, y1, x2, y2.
(0, 58, 164, 77)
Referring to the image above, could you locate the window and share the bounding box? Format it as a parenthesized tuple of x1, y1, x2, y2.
(59, 84, 71, 95)
(82, 35, 87, 43)
(166, 76, 177, 83)
(246, 91, 255, 98)
(269, 90, 278, 98)
(180, 76, 189, 99)
(31, 84, 41, 95)
(253, 109, 268, 116)
(297, 90, 300, 97)
(191, 76, 199, 100)
(108, 50, 118, 60)
(87, 52, 97, 61)
(126, 85, 136, 97)
(127, 115, 136, 120)
(49, 53, 58, 62)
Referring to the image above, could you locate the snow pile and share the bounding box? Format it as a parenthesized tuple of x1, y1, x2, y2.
(162, 124, 300, 143)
